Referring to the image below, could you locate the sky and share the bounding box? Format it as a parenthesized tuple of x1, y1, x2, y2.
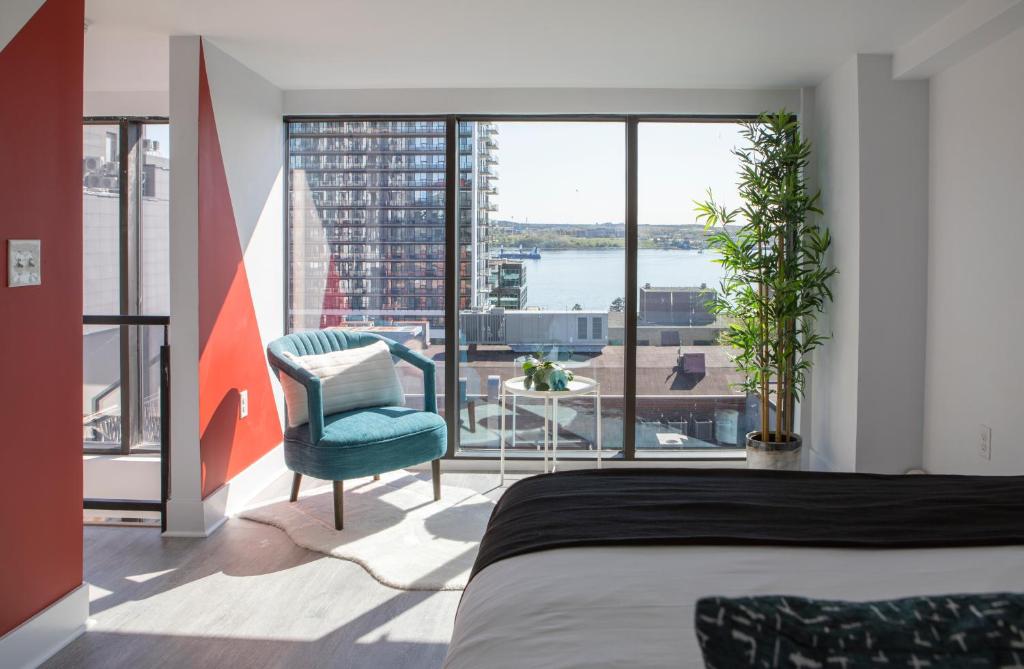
(492, 121, 744, 226)
(145, 123, 170, 158)
(143, 121, 742, 225)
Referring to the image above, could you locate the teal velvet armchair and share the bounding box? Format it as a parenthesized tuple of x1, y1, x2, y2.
(267, 330, 446, 530)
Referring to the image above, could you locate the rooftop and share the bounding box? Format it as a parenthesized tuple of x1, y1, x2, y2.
(402, 342, 744, 398)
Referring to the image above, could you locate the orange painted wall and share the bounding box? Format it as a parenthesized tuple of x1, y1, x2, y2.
(196, 44, 282, 498)
(0, 0, 85, 636)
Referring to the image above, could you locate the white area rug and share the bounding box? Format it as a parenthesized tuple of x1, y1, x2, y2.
(240, 470, 495, 591)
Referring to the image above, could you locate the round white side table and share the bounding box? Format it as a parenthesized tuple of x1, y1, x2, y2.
(499, 375, 602, 485)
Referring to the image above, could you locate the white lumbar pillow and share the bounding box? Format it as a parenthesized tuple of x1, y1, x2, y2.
(279, 340, 405, 428)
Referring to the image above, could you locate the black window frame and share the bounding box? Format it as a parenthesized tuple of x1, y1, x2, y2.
(83, 116, 169, 456)
(284, 114, 762, 462)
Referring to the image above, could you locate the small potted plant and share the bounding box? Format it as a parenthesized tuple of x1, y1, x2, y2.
(522, 353, 574, 391)
(696, 110, 836, 470)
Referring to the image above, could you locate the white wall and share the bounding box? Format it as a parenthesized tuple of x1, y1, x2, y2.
(923, 26, 1024, 474)
(809, 56, 861, 472)
(84, 90, 168, 117)
(0, 0, 43, 53)
(285, 87, 799, 116)
(203, 40, 286, 381)
(853, 55, 929, 474)
(810, 54, 929, 474)
(83, 455, 160, 501)
(167, 35, 204, 535)
(165, 37, 285, 536)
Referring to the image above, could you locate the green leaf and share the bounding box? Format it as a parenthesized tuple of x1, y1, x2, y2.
(691, 108, 836, 417)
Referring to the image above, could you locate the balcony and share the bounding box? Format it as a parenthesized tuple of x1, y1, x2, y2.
(452, 340, 748, 456)
(82, 315, 170, 529)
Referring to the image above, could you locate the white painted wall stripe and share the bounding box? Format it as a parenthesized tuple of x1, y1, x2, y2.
(0, 0, 45, 54)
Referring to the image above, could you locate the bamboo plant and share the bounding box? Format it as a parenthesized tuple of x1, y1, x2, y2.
(696, 110, 836, 444)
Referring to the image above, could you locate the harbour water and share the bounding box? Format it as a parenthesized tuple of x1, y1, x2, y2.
(519, 248, 724, 311)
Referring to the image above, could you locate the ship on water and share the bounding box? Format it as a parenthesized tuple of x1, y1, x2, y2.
(497, 245, 542, 260)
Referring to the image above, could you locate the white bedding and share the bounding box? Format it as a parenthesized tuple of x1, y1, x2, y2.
(444, 544, 1024, 668)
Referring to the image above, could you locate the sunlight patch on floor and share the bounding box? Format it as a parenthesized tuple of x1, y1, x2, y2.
(125, 568, 176, 583)
(355, 591, 454, 645)
(88, 583, 113, 602)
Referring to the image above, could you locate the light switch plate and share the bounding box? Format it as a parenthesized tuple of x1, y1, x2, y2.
(8, 239, 41, 287)
(239, 389, 249, 419)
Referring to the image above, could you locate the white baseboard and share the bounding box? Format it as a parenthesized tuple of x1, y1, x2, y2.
(164, 443, 285, 537)
(163, 497, 209, 537)
(0, 584, 88, 669)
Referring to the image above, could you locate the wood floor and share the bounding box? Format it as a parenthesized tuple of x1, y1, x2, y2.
(45, 472, 517, 669)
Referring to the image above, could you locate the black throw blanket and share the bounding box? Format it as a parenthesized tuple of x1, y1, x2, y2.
(469, 468, 1024, 582)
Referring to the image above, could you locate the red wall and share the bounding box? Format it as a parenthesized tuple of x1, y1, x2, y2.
(0, 0, 85, 636)
(196, 43, 282, 498)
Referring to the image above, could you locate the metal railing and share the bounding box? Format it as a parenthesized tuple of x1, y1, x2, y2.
(82, 314, 171, 531)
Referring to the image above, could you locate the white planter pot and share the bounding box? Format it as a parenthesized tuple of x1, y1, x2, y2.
(746, 431, 802, 470)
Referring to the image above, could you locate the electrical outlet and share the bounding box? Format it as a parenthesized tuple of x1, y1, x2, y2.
(240, 389, 249, 419)
(979, 424, 992, 460)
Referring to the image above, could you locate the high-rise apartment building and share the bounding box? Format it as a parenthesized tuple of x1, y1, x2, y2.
(287, 120, 498, 332)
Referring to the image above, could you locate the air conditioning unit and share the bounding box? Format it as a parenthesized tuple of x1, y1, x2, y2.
(83, 156, 103, 172)
(693, 419, 714, 442)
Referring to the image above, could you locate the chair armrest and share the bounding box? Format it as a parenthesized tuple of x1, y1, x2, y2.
(267, 351, 325, 443)
(371, 336, 438, 415)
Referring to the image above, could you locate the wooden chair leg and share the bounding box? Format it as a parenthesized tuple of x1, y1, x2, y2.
(468, 401, 477, 433)
(431, 459, 441, 501)
(289, 472, 302, 503)
(333, 480, 344, 530)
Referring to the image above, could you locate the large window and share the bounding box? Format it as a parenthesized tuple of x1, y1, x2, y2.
(285, 116, 755, 460)
(287, 120, 449, 414)
(82, 119, 170, 454)
(635, 122, 746, 454)
(455, 121, 624, 458)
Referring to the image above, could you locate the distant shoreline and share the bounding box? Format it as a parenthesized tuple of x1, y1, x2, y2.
(513, 242, 724, 312)
(490, 222, 736, 253)
(495, 244, 713, 252)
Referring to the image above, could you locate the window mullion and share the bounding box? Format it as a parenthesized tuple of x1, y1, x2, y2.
(443, 116, 459, 457)
(121, 121, 144, 452)
(624, 117, 638, 460)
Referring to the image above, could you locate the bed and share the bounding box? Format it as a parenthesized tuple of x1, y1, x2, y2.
(443, 468, 1024, 668)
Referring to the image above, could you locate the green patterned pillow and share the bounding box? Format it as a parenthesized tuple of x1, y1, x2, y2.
(696, 593, 1024, 668)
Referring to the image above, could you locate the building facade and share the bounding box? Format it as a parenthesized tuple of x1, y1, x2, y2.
(287, 120, 498, 331)
(638, 284, 716, 326)
(488, 258, 527, 309)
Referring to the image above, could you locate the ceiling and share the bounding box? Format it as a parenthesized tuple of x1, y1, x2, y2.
(84, 0, 964, 92)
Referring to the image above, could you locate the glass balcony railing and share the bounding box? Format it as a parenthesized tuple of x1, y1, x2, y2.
(83, 320, 169, 454)
(82, 315, 171, 530)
